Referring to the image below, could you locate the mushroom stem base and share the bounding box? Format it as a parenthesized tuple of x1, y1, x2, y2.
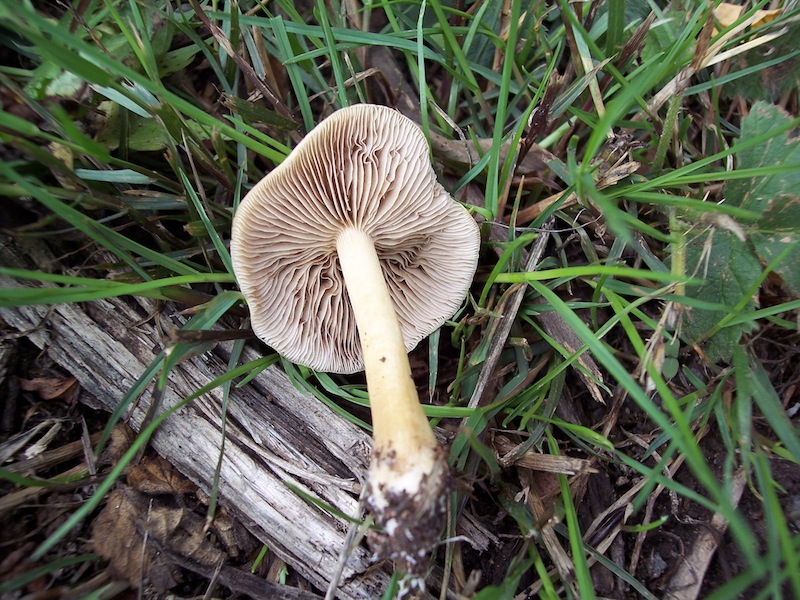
(365, 444, 451, 590)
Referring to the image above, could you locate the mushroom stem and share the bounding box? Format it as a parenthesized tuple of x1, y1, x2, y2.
(336, 226, 449, 576)
(336, 227, 436, 454)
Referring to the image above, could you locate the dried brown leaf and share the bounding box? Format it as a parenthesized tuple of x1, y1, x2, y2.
(211, 507, 257, 560)
(0, 542, 37, 585)
(534, 304, 605, 404)
(127, 454, 197, 496)
(18, 376, 78, 401)
(147, 504, 227, 566)
(92, 452, 256, 595)
(714, 3, 781, 31)
(92, 488, 182, 594)
(101, 425, 136, 466)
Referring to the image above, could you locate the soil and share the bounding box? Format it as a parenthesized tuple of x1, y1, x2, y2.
(4, 312, 798, 599)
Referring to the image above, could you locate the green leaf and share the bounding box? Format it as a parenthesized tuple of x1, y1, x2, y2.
(640, 16, 694, 85)
(722, 22, 800, 102)
(751, 233, 800, 292)
(726, 102, 800, 220)
(727, 101, 800, 295)
(222, 95, 301, 132)
(682, 102, 800, 362)
(74, 168, 157, 184)
(43, 69, 84, 98)
(682, 231, 761, 362)
(159, 44, 202, 77)
(93, 101, 213, 152)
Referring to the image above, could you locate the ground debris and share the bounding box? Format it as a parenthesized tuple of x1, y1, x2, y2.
(18, 376, 80, 402)
(92, 454, 256, 596)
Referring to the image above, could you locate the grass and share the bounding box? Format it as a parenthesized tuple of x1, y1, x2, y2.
(1, 0, 799, 598)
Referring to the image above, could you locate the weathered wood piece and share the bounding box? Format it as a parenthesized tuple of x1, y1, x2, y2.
(0, 237, 389, 599)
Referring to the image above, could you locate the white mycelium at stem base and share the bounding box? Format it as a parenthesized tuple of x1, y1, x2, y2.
(336, 226, 450, 577)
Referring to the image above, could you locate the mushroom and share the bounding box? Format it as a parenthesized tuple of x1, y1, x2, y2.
(231, 104, 480, 584)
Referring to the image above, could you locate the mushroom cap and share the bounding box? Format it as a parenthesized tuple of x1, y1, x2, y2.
(231, 104, 480, 374)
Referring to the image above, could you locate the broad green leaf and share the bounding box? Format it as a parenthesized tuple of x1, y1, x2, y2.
(682, 102, 800, 362)
(44, 70, 84, 98)
(751, 233, 800, 292)
(222, 96, 301, 131)
(94, 101, 212, 152)
(727, 101, 800, 295)
(726, 102, 800, 220)
(683, 230, 761, 362)
(722, 22, 800, 102)
(159, 44, 203, 77)
(640, 16, 694, 84)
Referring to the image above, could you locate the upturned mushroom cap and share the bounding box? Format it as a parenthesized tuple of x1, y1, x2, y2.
(231, 104, 480, 374)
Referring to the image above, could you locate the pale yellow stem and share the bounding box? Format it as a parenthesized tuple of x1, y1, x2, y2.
(336, 226, 450, 581)
(335, 227, 437, 459)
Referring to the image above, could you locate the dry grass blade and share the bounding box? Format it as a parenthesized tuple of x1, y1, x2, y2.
(368, 45, 555, 180)
(647, 6, 788, 114)
(187, 0, 301, 140)
(664, 469, 748, 600)
(0, 463, 92, 514)
(519, 470, 580, 598)
(465, 221, 553, 411)
(534, 301, 605, 405)
(495, 435, 596, 475)
(5, 432, 102, 473)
